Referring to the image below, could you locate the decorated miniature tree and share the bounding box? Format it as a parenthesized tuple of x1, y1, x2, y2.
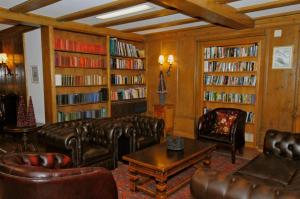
(16, 96, 27, 127)
(26, 96, 36, 127)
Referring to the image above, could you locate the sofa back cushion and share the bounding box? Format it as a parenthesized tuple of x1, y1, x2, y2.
(264, 129, 300, 160)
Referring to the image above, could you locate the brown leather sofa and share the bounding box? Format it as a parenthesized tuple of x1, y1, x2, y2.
(190, 129, 300, 199)
(0, 153, 118, 199)
(38, 115, 164, 168)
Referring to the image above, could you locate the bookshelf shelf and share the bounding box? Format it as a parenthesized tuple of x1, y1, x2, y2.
(111, 98, 146, 103)
(56, 85, 107, 88)
(55, 49, 106, 56)
(111, 84, 146, 86)
(111, 55, 145, 59)
(200, 39, 262, 147)
(111, 68, 145, 71)
(55, 66, 106, 69)
(57, 101, 108, 107)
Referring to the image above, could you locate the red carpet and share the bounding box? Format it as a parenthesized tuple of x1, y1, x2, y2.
(112, 152, 249, 199)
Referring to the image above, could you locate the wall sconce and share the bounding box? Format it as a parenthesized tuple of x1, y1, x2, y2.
(166, 54, 174, 76)
(0, 53, 12, 76)
(158, 55, 164, 70)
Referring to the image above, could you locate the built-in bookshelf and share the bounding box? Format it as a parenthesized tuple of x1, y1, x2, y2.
(109, 37, 147, 117)
(200, 38, 262, 147)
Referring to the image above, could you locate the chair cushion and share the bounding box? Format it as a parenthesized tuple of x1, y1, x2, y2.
(237, 154, 299, 185)
(82, 146, 110, 163)
(136, 136, 157, 150)
(214, 111, 237, 135)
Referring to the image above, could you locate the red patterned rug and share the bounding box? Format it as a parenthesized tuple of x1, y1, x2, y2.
(112, 152, 249, 199)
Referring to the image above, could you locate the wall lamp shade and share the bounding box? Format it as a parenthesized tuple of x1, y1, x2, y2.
(158, 55, 165, 65)
(167, 54, 174, 65)
(0, 53, 8, 63)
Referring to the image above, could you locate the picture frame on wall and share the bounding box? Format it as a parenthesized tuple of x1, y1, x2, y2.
(31, 65, 39, 83)
(272, 46, 293, 69)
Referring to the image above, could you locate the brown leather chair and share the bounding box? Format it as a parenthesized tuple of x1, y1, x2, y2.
(0, 153, 118, 199)
(196, 108, 246, 163)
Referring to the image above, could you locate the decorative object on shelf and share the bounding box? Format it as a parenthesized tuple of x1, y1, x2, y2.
(26, 96, 36, 127)
(272, 45, 293, 69)
(166, 135, 184, 151)
(157, 55, 167, 105)
(16, 96, 27, 127)
(166, 54, 174, 76)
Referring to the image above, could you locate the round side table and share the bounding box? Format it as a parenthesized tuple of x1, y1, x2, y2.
(3, 123, 44, 152)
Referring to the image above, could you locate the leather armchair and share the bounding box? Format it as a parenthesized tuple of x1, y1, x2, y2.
(190, 129, 300, 199)
(196, 108, 246, 163)
(0, 153, 118, 199)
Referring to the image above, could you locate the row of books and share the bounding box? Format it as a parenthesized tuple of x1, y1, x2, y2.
(204, 44, 258, 59)
(110, 38, 144, 58)
(204, 75, 256, 86)
(55, 74, 107, 87)
(111, 87, 147, 101)
(111, 74, 145, 85)
(54, 38, 106, 54)
(55, 53, 105, 68)
(204, 61, 256, 72)
(203, 107, 254, 123)
(204, 91, 256, 104)
(57, 108, 107, 122)
(111, 58, 144, 70)
(56, 89, 108, 105)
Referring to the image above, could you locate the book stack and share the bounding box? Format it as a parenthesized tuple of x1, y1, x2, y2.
(111, 74, 145, 85)
(55, 74, 107, 86)
(55, 53, 105, 68)
(56, 89, 108, 105)
(204, 61, 256, 72)
(111, 58, 144, 70)
(204, 91, 256, 104)
(57, 108, 107, 122)
(55, 38, 106, 54)
(203, 107, 254, 123)
(204, 44, 258, 59)
(110, 38, 143, 58)
(111, 87, 147, 101)
(204, 75, 256, 86)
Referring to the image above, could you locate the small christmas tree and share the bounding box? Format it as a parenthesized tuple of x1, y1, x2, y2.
(16, 96, 27, 127)
(26, 96, 36, 127)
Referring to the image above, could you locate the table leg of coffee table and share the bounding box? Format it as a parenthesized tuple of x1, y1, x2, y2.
(129, 168, 138, 192)
(156, 179, 167, 199)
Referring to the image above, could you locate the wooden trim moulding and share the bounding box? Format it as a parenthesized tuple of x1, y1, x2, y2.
(0, 7, 144, 41)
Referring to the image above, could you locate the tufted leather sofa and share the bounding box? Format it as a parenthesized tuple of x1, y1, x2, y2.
(38, 115, 164, 168)
(190, 129, 300, 199)
(196, 108, 246, 163)
(0, 153, 118, 199)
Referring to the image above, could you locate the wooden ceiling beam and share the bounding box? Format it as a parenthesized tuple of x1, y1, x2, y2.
(94, 9, 177, 27)
(123, 18, 199, 32)
(0, 18, 19, 25)
(146, 0, 254, 29)
(10, 0, 61, 13)
(0, 7, 144, 41)
(215, 0, 239, 4)
(57, 0, 146, 22)
(238, 0, 300, 13)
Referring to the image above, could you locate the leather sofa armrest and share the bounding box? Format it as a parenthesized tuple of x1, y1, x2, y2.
(190, 168, 300, 199)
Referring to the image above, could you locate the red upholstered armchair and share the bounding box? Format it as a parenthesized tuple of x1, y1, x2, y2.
(0, 153, 118, 199)
(196, 108, 246, 163)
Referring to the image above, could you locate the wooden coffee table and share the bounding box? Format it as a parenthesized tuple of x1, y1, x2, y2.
(123, 138, 216, 199)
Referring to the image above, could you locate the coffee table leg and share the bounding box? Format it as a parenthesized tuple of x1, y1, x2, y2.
(156, 179, 167, 199)
(129, 168, 138, 192)
(202, 153, 212, 167)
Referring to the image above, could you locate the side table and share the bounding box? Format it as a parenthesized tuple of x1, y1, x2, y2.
(3, 123, 44, 152)
(153, 104, 174, 137)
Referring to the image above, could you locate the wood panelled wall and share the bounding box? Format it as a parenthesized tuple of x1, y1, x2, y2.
(146, 14, 300, 148)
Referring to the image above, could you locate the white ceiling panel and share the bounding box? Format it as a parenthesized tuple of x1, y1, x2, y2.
(228, 0, 275, 9)
(247, 4, 300, 18)
(76, 3, 162, 25)
(0, 0, 27, 9)
(110, 14, 191, 30)
(0, 24, 13, 31)
(31, 0, 116, 18)
(136, 21, 209, 35)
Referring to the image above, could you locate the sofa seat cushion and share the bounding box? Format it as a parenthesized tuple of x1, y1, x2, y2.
(237, 154, 299, 185)
(136, 136, 157, 150)
(82, 146, 111, 163)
